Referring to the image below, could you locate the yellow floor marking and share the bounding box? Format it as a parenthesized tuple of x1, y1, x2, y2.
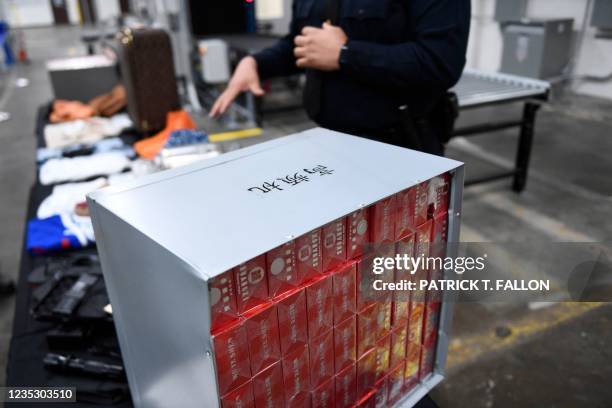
(209, 128, 263, 143)
(447, 302, 607, 370)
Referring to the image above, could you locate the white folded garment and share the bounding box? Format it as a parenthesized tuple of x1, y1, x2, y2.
(39, 152, 130, 185)
(60, 212, 96, 245)
(44, 113, 132, 149)
(37, 177, 108, 219)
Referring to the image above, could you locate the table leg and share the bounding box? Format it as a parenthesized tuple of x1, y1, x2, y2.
(512, 102, 540, 193)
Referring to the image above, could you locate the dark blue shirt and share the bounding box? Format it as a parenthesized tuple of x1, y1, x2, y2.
(254, 0, 470, 134)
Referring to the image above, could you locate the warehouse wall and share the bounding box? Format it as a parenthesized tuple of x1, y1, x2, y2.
(2, 0, 121, 26)
(94, 0, 121, 22)
(468, 0, 612, 100)
(4, 0, 54, 27)
(66, 0, 81, 24)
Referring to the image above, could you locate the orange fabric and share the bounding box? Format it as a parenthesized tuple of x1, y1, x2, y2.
(50, 85, 128, 123)
(50, 100, 95, 123)
(134, 110, 197, 160)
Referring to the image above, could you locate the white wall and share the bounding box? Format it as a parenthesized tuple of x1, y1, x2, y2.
(5, 0, 54, 27)
(4, 0, 80, 26)
(94, 0, 120, 22)
(67, 0, 81, 24)
(468, 0, 612, 100)
(467, 0, 504, 73)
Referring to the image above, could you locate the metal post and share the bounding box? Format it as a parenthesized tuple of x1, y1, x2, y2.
(513, 102, 540, 192)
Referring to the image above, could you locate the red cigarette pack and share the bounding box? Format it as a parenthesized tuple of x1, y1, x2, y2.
(409, 301, 424, 347)
(335, 364, 357, 408)
(355, 390, 376, 408)
(356, 254, 378, 312)
(431, 211, 448, 270)
(374, 244, 395, 305)
(415, 219, 433, 259)
(373, 335, 391, 382)
(395, 231, 416, 289)
(357, 303, 378, 357)
(426, 269, 444, 304)
(243, 302, 281, 375)
(428, 173, 450, 219)
(414, 181, 429, 227)
(373, 376, 388, 407)
(393, 232, 415, 325)
(233, 255, 268, 314)
(423, 301, 441, 348)
(347, 208, 371, 259)
(395, 187, 416, 240)
(309, 329, 334, 388)
(371, 196, 396, 245)
(391, 299, 409, 328)
(322, 217, 347, 272)
(311, 377, 335, 408)
(252, 361, 284, 408)
(306, 274, 334, 339)
(375, 297, 392, 340)
(414, 221, 433, 306)
(387, 362, 405, 404)
(432, 212, 448, 246)
(390, 324, 408, 369)
(296, 228, 323, 283)
(334, 315, 357, 373)
(404, 340, 421, 391)
(276, 288, 308, 356)
(220, 380, 255, 408)
(209, 271, 239, 332)
(420, 339, 437, 380)
(396, 231, 416, 260)
(286, 394, 311, 408)
(332, 262, 357, 325)
(357, 348, 377, 398)
(282, 344, 311, 405)
(267, 241, 298, 298)
(212, 319, 251, 395)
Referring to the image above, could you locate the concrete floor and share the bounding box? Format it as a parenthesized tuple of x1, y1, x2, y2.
(0, 26, 611, 406)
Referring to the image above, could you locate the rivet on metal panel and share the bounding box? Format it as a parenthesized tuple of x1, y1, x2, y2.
(205, 350, 211, 358)
(456, 212, 461, 217)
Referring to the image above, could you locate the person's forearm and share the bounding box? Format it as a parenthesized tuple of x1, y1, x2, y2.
(253, 36, 302, 80)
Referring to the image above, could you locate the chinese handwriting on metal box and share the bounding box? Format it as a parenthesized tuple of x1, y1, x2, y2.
(248, 165, 335, 194)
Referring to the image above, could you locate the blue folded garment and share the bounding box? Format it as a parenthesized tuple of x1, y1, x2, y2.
(166, 130, 209, 148)
(27, 214, 94, 254)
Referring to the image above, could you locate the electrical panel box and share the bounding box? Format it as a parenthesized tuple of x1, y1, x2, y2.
(495, 0, 528, 22)
(591, 0, 612, 29)
(198, 39, 231, 84)
(88, 128, 464, 408)
(500, 19, 574, 79)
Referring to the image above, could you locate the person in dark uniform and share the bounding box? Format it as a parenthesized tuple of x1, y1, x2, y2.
(210, 0, 470, 156)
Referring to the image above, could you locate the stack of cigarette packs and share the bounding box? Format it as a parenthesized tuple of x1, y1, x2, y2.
(212, 174, 452, 408)
(89, 129, 463, 408)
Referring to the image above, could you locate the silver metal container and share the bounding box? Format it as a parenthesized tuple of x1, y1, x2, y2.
(500, 19, 574, 80)
(46, 55, 119, 102)
(88, 128, 464, 408)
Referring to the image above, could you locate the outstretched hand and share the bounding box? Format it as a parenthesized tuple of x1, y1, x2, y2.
(209, 56, 265, 118)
